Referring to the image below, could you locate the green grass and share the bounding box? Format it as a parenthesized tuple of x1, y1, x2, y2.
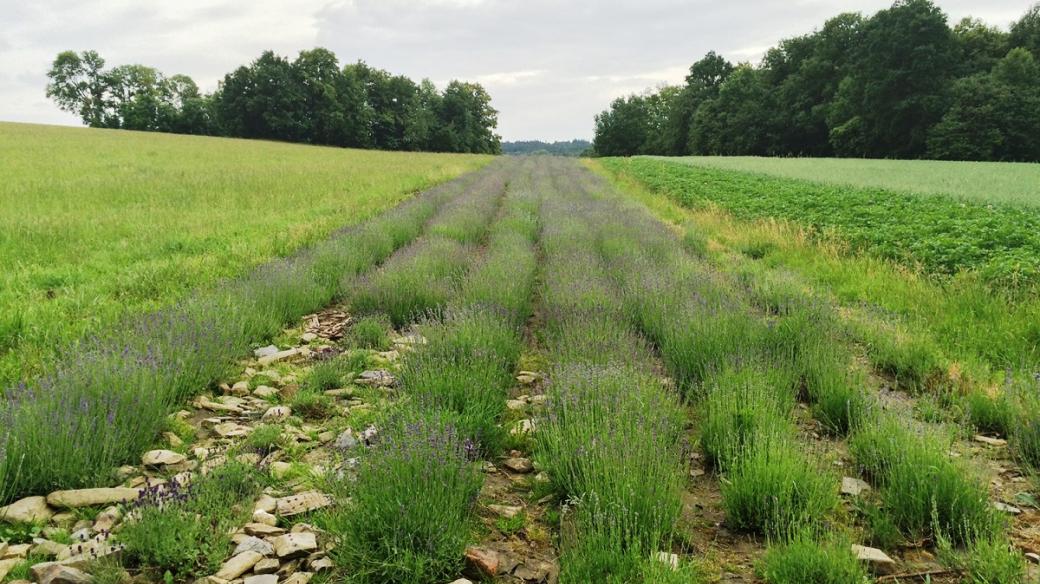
(661, 156, 1040, 207)
(608, 157, 1040, 289)
(0, 122, 490, 385)
(758, 532, 867, 584)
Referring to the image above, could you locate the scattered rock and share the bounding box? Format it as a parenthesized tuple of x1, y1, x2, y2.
(213, 422, 252, 438)
(93, 507, 121, 533)
(841, 477, 870, 497)
(270, 462, 293, 480)
(272, 533, 318, 560)
(164, 432, 184, 448)
(355, 370, 395, 387)
(994, 501, 1022, 514)
(35, 564, 92, 584)
(244, 576, 278, 584)
(0, 559, 20, 581)
(655, 551, 679, 570)
(244, 523, 285, 537)
(231, 381, 251, 396)
(334, 430, 358, 450)
(252, 509, 278, 527)
(195, 396, 244, 414)
(253, 558, 280, 574)
(262, 406, 292, 422)
(502, 457, 534, 473)
(255, 345, 280, 358)
(324, 388, 353, 398)
(514, 560, 555, 581)
(47, 488, 140, 509)
(215, 551, 264, 580)
(309, 557, 334, 572)
(974, 435, 1008, 447)
(258, 348, 304, 367)
(0, 496, 54, 524)
(276, 491, 332, 517)
(464, 546, 500, 577)
(3, 543, 31, 559)
(506, 399, 526, 411)
(142, 449, 186, 468)
(282, 573, 314, 584)
(253, 386, 279, 399)
(301, 332, 318, 343)
(449, 580, 474, 584)
(254, 495, 278, 514)
(234, 537, 274, 557)
(488, 504, 523, 519)
(852, 544, 897, 574)
(516, 372, 539, 385)
(511, 419, 534, 436)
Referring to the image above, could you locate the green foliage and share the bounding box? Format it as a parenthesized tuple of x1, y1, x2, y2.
(609, 157, 1040, 289)
(964, 535, 1027, 584)
(245, 424, 283, 456)
(720, 436, 838, 538)
(348, 315, 391, 350)
(327, 411, 483, 584)
(591, 1, 1040, 163)
(120, 462, 262, 578)
(849, 416, 998, 544)
(46, 49, 501, 153)
(758, 532, 868, 584)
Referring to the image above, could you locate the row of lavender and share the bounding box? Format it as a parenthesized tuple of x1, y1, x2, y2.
(319, 160, 541, 583)
(532, 159, 691, 581)
(0, 164, 496, 504)
(578, 164, 1023, 580)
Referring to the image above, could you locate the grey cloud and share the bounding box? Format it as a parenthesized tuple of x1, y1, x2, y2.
(1, 0, 1033, 140)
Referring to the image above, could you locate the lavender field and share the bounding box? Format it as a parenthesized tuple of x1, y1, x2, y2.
(2, 157, 1038, 584)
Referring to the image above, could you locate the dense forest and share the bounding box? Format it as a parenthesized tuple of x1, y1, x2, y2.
(45, 48, 501, 154)
(593, 0, 1040, 161)
(502, 139, 591, 156)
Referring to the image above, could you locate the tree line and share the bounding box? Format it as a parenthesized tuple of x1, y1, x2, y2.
(502, 139, 592, 156)
(46, 48, 501, 154)
(593, 0, 1040, 162)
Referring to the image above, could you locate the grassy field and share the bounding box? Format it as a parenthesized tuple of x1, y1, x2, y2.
(660, 156, 1040, 207)
(608, 157, 1040, 289)
(2, 157, 1037, 584)
(0, 122, 491, 385)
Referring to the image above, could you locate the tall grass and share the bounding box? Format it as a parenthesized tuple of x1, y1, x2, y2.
(0, 122, 491, 386)
(0, 165, 491, 504)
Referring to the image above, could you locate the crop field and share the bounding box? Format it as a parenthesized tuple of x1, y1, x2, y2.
(2, 154, 1040, 584)
(658, 156, 1040, 207)
(0, 122, 491, 386)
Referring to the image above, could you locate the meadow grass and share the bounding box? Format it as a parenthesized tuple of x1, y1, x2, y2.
(661, 156, 1040, 208)
(0, 164, 486, 503)
(0, 122, 491, 385)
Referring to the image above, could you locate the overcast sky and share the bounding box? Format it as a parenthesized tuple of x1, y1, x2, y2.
(0, 0, 1032, 141)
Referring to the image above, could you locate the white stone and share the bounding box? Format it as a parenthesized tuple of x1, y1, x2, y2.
(841, 477, 870, 497)
(142, 449, 186, 467)
(47, 488, 140, 509)
(851, 544, 897, 573)
(262, 406, 292, 422)
(272, 532, 318, 559)
(215, 551, 264, 580)
(0, 496, 54, 524)
(276, 491, 332, 517)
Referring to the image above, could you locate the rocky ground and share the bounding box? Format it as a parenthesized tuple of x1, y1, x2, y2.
(0, 306, 556, 584)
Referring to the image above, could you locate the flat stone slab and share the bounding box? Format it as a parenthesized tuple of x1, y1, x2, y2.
(47, 488, 140, 509)
(1, 496, 54, 524)
(276, 491, 333, 517)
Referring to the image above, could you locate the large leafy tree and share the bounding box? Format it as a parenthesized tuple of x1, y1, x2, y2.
(828, 0, 957, 158)
(46, 50, 113, 127)
(1010, 3, 1040, 60)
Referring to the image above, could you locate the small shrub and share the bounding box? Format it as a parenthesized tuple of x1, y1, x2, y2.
(303, 359, 348, 393)
(758, 532, 867, 584)
(965, 535, 1025, 584)
(964, 390, 1013, 436)
(700, 364, 794, 470)
(328, 411, 482, 584)
(681, 228, 709, 258)
(120, 462, 261, 578)
(721, 436, 837, 538)
(290, 389, 336, 420)
(245, 424, 282, 456)
(349, 315, 391, 350)
(850, 416, 998, 544)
